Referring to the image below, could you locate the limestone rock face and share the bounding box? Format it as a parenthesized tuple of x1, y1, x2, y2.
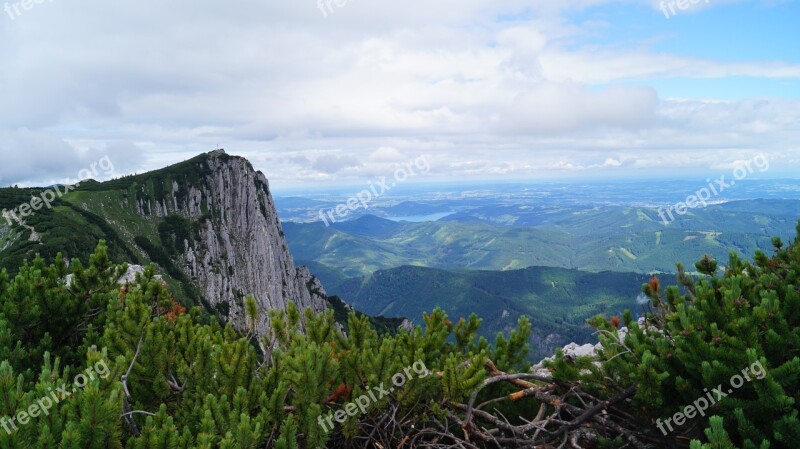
(133, 150, 327, 336)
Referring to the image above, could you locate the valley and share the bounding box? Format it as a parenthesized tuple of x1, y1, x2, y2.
(279, 183, 800, 358)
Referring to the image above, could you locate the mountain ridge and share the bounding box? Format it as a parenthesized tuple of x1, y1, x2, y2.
(1, 150, 328, 338)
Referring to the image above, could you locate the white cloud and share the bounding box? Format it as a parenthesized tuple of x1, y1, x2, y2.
(0, 0, 797, 187)
(369, 147, 407, 162)
(0, 129, 142, 186)
(499, 83, 659, 134)
(311, 154, 362, 174)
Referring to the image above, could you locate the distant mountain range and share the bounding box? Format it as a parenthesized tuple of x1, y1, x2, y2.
(284, 202, 798, 279)
(283, 200, 798, 358)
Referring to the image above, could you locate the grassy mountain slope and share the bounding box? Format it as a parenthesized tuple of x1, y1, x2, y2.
(0, 154, 226, 306)
(0, 187, 144, 272)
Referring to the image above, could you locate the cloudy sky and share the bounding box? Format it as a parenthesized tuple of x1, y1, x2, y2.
(1, 0, 798, 189)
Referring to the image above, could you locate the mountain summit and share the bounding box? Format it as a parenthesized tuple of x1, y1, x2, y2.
(0, 150, 327, 337)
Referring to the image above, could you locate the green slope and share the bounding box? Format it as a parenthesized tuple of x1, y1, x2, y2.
(0, 187, 144, 272)
(333, 265, 665, 360)
(284, 204, 798, 277)
(0, 152, 229, 307)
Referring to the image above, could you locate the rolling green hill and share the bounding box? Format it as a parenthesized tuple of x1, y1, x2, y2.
(284, 204, 798, 278)
(332, 264, 668, 359)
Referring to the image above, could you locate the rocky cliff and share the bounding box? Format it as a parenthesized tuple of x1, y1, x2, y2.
(0, 150, 408, 340)
(124, 150, 328, 335)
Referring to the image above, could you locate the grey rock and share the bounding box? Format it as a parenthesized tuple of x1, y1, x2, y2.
(117, 264, 164, 285)
(132, 150, 328, 337)
(397, 318, 414, 332)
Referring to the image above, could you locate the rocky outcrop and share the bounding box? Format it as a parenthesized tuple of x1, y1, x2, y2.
(397, 319, 414, 332)
(131, 150, 327, 336)
(531, 317, 649, 378)
(117, 264, 164, 284)
(65, 264, 164, 287)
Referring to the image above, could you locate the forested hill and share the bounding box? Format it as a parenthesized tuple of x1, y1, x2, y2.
(282, 204, 798, 278)
(332, 264, 669, 359)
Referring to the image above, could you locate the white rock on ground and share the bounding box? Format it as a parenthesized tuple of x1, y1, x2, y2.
(531, 318, 650, 377)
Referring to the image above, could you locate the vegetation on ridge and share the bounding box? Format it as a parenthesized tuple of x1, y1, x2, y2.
(0, 218, 798, 448)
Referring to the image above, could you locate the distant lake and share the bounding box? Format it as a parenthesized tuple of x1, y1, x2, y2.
(385, 212, 453, 222)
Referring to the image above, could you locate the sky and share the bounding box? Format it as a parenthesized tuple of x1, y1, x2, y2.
(1, 0, 799, 190)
